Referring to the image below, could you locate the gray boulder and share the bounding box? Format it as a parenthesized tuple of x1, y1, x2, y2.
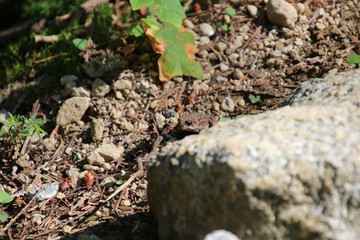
(147, 69, 360, 240)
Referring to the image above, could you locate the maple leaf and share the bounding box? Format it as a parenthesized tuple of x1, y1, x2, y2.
(130, 0, 185, 30)
(142, 16, 204, 82)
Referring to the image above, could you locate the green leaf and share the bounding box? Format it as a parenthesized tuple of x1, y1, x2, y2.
(142, 16, 204, 81)
(116, 179, 126, 185)
(130, 0, 186, 30)
(348, 54, 360, 64)
(219, 117, 230, 122)
(236, 115, 246, 119)
(0, 190, 13, 204)
(0, 213, 9, 222)
(225, 7, 236, 17)
(229, 26, 235, 31)
(72, 38, 88, 51)
(249, 94, 261, 104)
(128, 24, 144, 37)
(221, 24, 228, 31)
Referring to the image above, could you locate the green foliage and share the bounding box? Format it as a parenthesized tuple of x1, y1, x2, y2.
(128, 24, 144, 37)
(225, 7, 236, 17)
(23, 0, 86, 19)
(130, 0, 186, 30)
(0, 112, 48, 143)
(0, 5, 84, 90)
(348, 54, 360, 67)
(219, 117, 230, 122)
(221, 24, 235, 31)
(249, 94, 261, 103)
(142, 16, 204, 81)
(116, 179, 127, 185)
(73, 38, 89, 51)
(236, 115, 246, 119)
(0, 190, 13, 222)
(0, 213, 9, 222)
(0, 190, 13, 204)
(91, 3, 114, 43)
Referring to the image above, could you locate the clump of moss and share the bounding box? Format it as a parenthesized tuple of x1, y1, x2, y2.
(0, 0, 116, 109)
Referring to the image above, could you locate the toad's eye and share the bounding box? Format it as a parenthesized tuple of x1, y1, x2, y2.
(185, 120, 192, 126)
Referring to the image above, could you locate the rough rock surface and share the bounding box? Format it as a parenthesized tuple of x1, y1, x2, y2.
(147, 69, 360, 240)
(266, 0, 298, 27)
(55, 97, 90, 126)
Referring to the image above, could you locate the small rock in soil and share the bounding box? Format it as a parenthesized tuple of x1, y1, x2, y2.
(267, 0, 298, 27)
(221, 97, 235, 112)
(92, 78, 110, 97)
(199, 23, 215, 37)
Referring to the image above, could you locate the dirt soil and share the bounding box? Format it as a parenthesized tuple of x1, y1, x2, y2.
(1, 0, 360, 239)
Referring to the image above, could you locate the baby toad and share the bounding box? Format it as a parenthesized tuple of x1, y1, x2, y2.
(176, 112, 217, 134)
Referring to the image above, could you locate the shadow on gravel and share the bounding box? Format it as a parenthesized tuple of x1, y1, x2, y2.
(62, 211, 159, 240)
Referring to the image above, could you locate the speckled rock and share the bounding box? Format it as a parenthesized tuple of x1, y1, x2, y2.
(148, 69, 360, 240)
(56, 97, 90, 126)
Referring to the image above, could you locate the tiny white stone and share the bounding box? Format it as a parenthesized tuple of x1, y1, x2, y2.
(199, 23, 215, 37)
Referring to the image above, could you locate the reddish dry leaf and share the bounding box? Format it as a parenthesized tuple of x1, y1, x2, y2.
(83, 171, 94, 187)
(59, 177, 72, 192)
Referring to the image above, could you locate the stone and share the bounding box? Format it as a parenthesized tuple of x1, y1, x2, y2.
(203, 230, 239, 240)
(87, 151, 112, 171)
(247, 5, 259, 17)
(296, 2, 306, 13)
(155, 113, 166, 129)
(267, 0, 298, 27)
(220, 97, 235, 112)
(219, 63, 229, 72)
(83, 54, 116, 78)
(183, 19, 194, 29)
(16, 154, 33, 168)
(91, 78, 110, 97)
(41, 138, 57, 151)
(215, 42, 227, 52)
(315, 22, 326, 30)
(199, 36, 210, 44)
(199, 23, 215, 37)
(96, 143, 124, 162)
(90, 118, 104, 141)
(56, 97, 90, 126)
(114, 79, 132, 90)
(100, 176, 116, 188)
(71, 86, 91, 97)
(29, 182, 59, 202)
(148, 69, 360, 240)
(66, 166, 81, 189)
(60, 75, 78, 86)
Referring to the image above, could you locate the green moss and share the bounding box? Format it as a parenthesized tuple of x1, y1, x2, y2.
(23, 0, 86, 19)
(91, 3, 114, 43)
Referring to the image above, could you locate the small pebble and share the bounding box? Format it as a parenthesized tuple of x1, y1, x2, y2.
(183, 19, 194, 29)
(233, 69, 244, 79)
(215, 42, 227, 52)
(199, 36, 210, 44)
(199, 23, 215, 37)
(296, 3, 306, 13)
(221, 97, 235, 112)
(315, 22, 326, 30)
(294, 38, 303, 46)
(114, 79, 132, 90)
(220, 63, 229, 71)
(247, 5, 259, 17)
(125, 108, 136, 118)
(223, 14, 231, 24)
(60, 75, 78, 86)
